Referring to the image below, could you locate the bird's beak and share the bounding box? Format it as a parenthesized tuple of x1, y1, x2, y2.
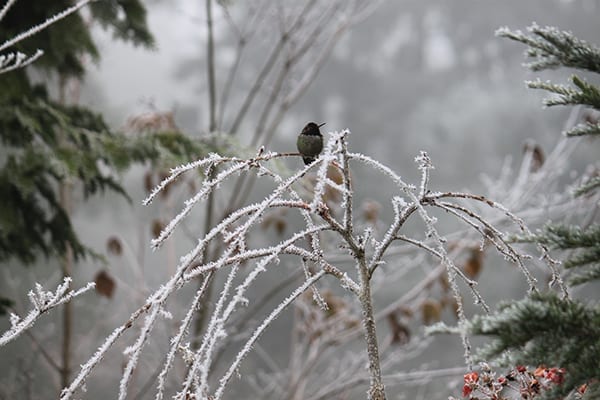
(318, 122, 326, 128)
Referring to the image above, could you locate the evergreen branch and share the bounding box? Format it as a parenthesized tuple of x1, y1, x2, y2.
(574, 176, 600, 197)
(516, 224, 600, 250)
(526, 76, 600, 109)
(562, 246, 600, 270)
(513, 224, 600, 285)
(496, 23, 600, 73)
(566, 121, 600, 137)
(568, 265, 600, 286)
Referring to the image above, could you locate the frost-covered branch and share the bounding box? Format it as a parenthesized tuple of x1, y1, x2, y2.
(0, 0, 94, 74)
(61, 128, 561, 399)
(0, 49, 43, 74)
(496, 23, 600, 72)
(0, 278, 94, 347)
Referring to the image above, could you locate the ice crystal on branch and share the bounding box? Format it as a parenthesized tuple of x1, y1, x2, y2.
(0, 0, 94, 74)
(0, 278, 95, 347)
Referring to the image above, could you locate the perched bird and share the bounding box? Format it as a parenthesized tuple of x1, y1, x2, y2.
(297, 122, 325, 165)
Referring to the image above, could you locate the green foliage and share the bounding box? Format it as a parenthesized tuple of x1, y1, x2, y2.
(89, 0, 154, 48)
(566, 122, 600, 137)
(498, 24, 600, 138)
(0, 79, 220, 264)
(469, 292, 600, 399)
(574, 176, 600, 196)
(527, 75, 600, 110)
(0, 2, 224, 265)
(514, 224, 600, 286)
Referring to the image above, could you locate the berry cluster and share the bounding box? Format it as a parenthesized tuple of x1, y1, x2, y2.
(450, 363, 582, 400)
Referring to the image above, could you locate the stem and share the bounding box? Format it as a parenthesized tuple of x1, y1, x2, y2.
(59, 180, 73, 392)
(58, 73, 73, 393)
(206, 0, 217, 132)
(357, 256, 386, 400)
(317, 142, 386, 399)
(192, 167, 218, 349)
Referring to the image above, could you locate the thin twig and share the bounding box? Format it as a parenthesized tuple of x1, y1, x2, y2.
(0, 0, 93, 52)
(205, 0, 217, 131)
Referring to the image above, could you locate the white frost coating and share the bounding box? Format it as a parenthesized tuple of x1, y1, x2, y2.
(214, 269, 326, 399)
(150, 160, 251, 249)
(0, 0, 18, 21)
(0, 0, 93, 52)
(58, 126, 555, 399)
(61, 323, 129, 399)
(143, 153, 224, 206)
(118, 305, 161, 400)
(415, 151, 433, 198)
(225, 160, 315, 243)
(0, 49, 43, 74)
(309, 131, 346, 213)
(348, 152, 411, 192)
(0, 278, 94, 347)
(155, 281, 208, 400)
(195, 264, 240, 396)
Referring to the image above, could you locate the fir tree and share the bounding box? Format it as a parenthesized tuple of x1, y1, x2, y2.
(0, 1, 216, 268)
(465, 24, 600, 399)
(0, 0, 219, 353)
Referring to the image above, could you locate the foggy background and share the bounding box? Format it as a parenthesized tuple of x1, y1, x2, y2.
(1, 0, 599, 398)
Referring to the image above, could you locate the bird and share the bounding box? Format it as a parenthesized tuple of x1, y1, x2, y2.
(297, 122, 325, 165)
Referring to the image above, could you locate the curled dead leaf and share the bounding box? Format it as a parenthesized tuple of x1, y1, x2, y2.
(420, 298, 442, 325)
(144, 171, 154, 194)
(106, 236, 122, 256)
(362, 199, 381, 224)
(463, 248, 484, 279)
(387, 312, 410, 345)
(152, 219, 164, 238)
(95, 270, 116, 299)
